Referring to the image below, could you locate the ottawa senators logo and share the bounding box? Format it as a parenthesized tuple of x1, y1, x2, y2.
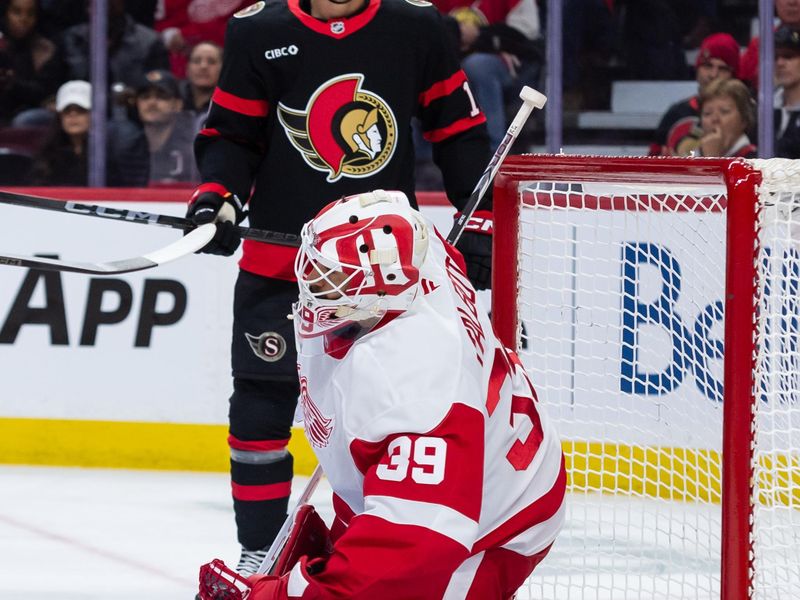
(667, 116, 702, 156)
(245, 331, 287, 362)
(277, 74, 397, 182)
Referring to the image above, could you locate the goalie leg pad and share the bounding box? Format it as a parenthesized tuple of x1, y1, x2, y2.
(271, 504, 333, 576)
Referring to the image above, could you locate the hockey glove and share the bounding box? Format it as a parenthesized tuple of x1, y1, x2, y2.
(198, 559, 289, 600)
(454, 210, 493, 290)
(186, 183, 246, 256)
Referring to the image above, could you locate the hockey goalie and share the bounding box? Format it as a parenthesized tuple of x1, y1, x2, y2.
(198, 190, 566, 599)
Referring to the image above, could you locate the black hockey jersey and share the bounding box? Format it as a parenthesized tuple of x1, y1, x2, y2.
(649, 96, 701, 157)
(195, 0, 491, 279)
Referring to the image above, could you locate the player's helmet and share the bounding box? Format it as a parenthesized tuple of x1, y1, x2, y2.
(293, 189, 429, 338)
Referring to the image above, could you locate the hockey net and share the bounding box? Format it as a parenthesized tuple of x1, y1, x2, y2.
(491, 156, 800, 600)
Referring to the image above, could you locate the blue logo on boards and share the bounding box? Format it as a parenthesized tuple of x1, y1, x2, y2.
(619, 242, 800, 404)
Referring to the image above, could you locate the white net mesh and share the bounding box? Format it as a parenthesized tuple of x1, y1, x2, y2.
(501, 158, 800, 600)
(750, 159, 800, 600)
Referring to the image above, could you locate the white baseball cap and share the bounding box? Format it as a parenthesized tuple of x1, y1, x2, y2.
(56, 80, 92, 112)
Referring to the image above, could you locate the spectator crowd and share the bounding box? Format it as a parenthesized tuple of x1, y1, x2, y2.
(0, 0, 240, 186)
(1, 0, 800, 188)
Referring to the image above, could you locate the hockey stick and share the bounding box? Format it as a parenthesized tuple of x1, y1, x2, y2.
(0, 189, 301, 247)
(256, 464, 325, 575)
(447, 85, 547, 245)
(0, 223, 217, 275)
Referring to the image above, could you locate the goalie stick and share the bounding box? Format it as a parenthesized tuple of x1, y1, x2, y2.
(0, 223, 217, 275)
(0, 189, 301, 247)
(447, 85, 547, 245)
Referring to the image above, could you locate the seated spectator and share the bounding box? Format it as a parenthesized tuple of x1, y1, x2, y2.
(0, 0, 64, 126)
(433, 0, 542, 149)
(695, 78, 757, 158)
(181, 41, 222, 117)
(649, 32, 740, 156)
(135, 68, 199, 184)
(740, 0, 800, 90)
(155, 0, 246, 77)
(28, 79, 149, 186)
(59, 0, 169, 91)
(774, 25, 800, 159)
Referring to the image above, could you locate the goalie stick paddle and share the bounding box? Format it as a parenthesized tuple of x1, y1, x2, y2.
(0, 223, 217, 275)
(447, 85, 547, 246)
(256, 464, 324, 575)
(0, 189, 301, 247)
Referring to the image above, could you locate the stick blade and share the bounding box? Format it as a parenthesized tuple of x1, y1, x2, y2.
(0, 224, 217, 275)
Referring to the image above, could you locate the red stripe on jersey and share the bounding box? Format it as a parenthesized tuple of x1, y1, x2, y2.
(211, 88, 269, 117)
(466, 545, 555, 598)
(423, 113, 487, 143)
(486, 348, 510, 417)
(227, 435, 290, 452)
(239, 240, 299, 281)
(197, 127, 220, 138)
(474, 455, 566, 552)
(310, 514, 470, 597)
(231, 481, 292, 501)
(419, 70, 468, 107)
(350, 402, 484, 521)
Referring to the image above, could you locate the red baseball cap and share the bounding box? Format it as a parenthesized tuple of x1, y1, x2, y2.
(696, 33, 740, 76)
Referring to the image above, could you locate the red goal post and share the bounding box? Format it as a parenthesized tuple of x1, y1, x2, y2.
(491, 155, 800, 600)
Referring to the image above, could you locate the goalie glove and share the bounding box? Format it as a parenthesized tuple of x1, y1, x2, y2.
(198, 557, 325, 600)
(198, 559, 289, 600)
(186, 183, 246, 256)
(454, 210, 493, 290)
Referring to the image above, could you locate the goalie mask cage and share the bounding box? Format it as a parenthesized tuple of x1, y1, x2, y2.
(491, 156, 800, 600)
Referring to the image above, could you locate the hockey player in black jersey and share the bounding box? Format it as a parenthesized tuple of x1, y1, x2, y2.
(185, 0, 496, 577)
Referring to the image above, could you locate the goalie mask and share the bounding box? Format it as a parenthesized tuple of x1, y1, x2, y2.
(293, 190, 429, 342)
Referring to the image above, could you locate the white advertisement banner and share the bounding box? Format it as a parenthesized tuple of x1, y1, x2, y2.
(0, 201, 456, 425)
(518, 206, 729, 449)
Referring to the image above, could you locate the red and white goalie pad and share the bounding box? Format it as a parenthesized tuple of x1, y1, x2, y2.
(270, 504, 332, 576)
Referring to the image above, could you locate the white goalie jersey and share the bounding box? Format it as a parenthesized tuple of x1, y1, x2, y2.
(291, 221, 565, 599)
